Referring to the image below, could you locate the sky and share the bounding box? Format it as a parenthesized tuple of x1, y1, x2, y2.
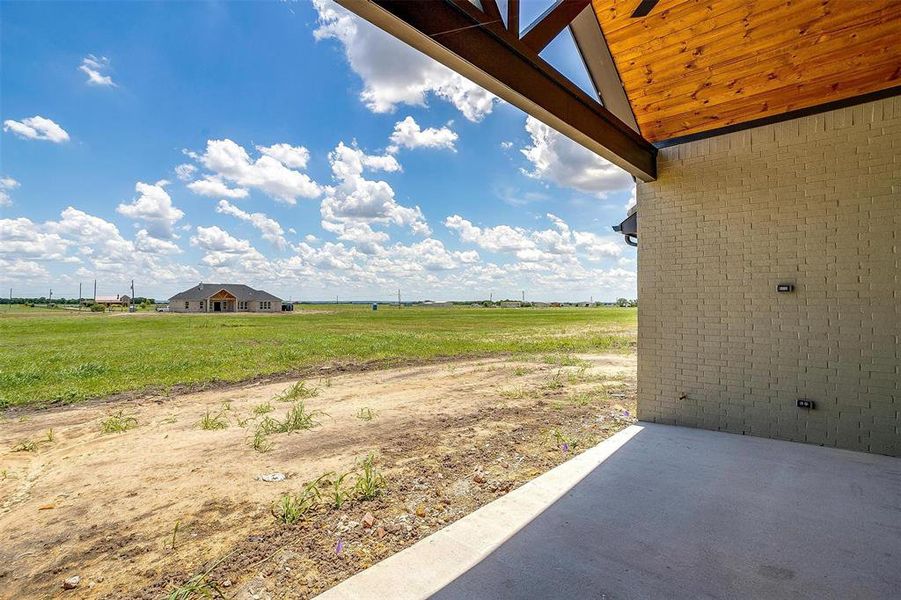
(1, 0, 637, 302)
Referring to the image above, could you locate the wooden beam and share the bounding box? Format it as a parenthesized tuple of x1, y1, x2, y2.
(507, 0, 520, 35)
(521, 0, 591, 54)
(630, 0, 659, 19)
(335, 0, 656, 181)
(479, 0, 502, 23)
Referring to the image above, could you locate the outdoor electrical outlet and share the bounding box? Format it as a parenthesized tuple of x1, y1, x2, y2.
(797, 399, 815, 409)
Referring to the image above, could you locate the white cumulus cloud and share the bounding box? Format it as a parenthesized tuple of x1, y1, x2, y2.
(256, 143, 311, 169)
(321, 142, 429, 238)
(216, 200, 289, 251)
(79, 54, 116, 86)
(188, 139, 320, 204)
(3, 115, 70, 143)
(116, 181, 185, 240)
(187, 176, 249, 199)
(312, 0, 497, 121)
(388, 116, 457, 153)
(0, 176, 19, 207)
(521, 116, 633, 197)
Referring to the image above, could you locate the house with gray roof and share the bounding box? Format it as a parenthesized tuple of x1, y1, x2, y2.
(168, 283, 282, 313)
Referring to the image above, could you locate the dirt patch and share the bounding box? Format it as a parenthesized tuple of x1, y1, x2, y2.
(0, 353, 636, 598)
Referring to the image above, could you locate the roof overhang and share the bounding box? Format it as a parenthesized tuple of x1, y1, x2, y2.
(335, 0, 657, 182)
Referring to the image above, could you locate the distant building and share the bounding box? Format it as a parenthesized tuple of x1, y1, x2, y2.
(93, 294, 130, 308)
(420, 300, 453, 308)
(500, 301, 522, 308)
(169, 283, 282, 313)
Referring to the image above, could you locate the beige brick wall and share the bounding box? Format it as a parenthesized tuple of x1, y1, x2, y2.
(636, 97, 901, 456)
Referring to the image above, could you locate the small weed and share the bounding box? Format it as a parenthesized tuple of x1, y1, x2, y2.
(542, 354, 590, 368)
(257, 415, 280, 435)
(161, 415, 178, 425)
(566, 366, 589, 384)
(198, 410, 228, 431)
(512, 366, 532, 376)
(45, 428, 54, 443)
(499, 386, 529, 400)
(253, 402, 274, 415)
(251, 429, 271, 453)
(171, 520, 180, 550)
(101, 410, 138, 434)
(235, 414, 253, 428)
(354, 453, 386, 500)
(12, 439, 37, 452)
(221, 401, 232, 412)
(166, 573, 222, 600)
(542, 372, 565, 391)
(327, 471, 354, 509)
(273, 475, 327, 525)
(356, 407, 377, 421)
(166, 551, 231, 599)
(276, 401, 324, 433)
(275, 381, 319, 402)
(548, 428, 579, 452)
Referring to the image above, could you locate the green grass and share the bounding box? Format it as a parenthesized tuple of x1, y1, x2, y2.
(197, 410, 228, 431)
(0, 305, 636, 408)
(100, 410, 138, 434)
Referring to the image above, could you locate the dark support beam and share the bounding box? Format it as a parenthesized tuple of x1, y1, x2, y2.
(336, 0, 656, 181)
(507, 0, 520, 35)
(630, 0, 660, 19)
(521, 0, 591, 54)
(480, 0, 502, 23)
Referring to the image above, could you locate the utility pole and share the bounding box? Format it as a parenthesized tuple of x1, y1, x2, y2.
(49, 288, 53, 306)
(521, 290, 525, 303)
(336, 295, 339, 305)
(398, 289, 401, 308)
(490, 292, 493, 303)
(79, 283, 82, 311)
(93, 279, 97, 302)
(130, 279, 135, 312)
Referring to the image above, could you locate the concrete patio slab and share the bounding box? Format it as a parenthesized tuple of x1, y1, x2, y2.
(315, 423, 901, 600)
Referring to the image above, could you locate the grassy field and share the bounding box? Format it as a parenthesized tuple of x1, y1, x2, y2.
(0, 304, 636, 408)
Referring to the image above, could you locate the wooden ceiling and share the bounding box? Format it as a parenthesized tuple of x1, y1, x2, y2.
(592, 0, 901, 142)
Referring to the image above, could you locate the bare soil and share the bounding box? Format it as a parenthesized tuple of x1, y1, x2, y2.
(0, 353, 636, 599)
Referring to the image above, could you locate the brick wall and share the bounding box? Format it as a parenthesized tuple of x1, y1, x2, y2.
(636, 97, 900, 456)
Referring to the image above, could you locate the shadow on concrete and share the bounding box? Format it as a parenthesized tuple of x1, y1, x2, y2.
(430, 423, 901, 600)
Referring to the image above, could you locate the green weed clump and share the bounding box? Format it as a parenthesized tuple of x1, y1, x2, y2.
(275, 381, 319, 402)
(101, 410, 138, 434)
(197, 410, 228, 431)
(11, 439, 37, 452)
(273, 475, 327, 525)
(356, 407, 377, 421)
(251, 429, 271, 453)
(327, 471, 353, 509)
(278, 401, 324, 432)
(354, 453, 387, 500)
(253, 402, 274, 415)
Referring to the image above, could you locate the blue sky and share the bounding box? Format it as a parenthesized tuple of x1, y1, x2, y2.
(1, 0, 636, 302)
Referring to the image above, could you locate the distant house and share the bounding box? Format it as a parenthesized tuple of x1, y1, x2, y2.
(169, 283, 282, 313)
(93, 294, 130, 308)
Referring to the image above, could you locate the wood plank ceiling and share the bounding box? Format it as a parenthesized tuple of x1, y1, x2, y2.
(592, 0, 901, 142)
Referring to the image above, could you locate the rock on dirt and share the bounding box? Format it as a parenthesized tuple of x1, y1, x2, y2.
(62, 576, 80, 590)
(361, 512, 376, 529)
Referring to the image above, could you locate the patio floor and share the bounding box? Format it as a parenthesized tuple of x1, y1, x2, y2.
(316, 422, 901, 600)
